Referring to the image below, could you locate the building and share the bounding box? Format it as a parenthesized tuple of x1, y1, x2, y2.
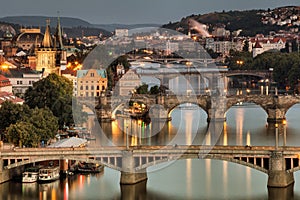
(14, 28, 43, 51)
(0, 75, 12, 93)
(61, 69, 77, 96)
(35, 18, 67, 76)
(0, 91, 24, 107)
(115, 69, 141, 96)
(77, 69, 107, 97)
(249, 36, 286, 57)
(5, 68, 43, 96)
(205, 38, 237, 56)
(115, 29, 129, 37)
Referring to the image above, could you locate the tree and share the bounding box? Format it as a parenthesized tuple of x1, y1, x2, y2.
(24, 108, 58, 143)
(149, 85, 160, 95)
(0, 101, 31, 135)
(24, 73, 79, 129)
(6, 122, 40, 148)
(136, 83, 148, 94)
(243, 40, 249, 52)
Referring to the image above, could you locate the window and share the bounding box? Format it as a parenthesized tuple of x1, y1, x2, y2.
(102, 86, 105, 90)
(80, 86, 83, 90)
(90, 73, 94, 77)
(97, 86, 100, 90)
(86, 86, 89, 90)
(91, 86, 94, 90)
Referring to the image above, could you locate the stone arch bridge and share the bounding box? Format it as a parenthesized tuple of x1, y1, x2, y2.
(1, 145, 300, 187)
(97, 94, 300, 123)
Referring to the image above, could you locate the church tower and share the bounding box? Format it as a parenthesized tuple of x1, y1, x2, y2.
(55, 15, 67, 70)
(36, 19, 60, 76)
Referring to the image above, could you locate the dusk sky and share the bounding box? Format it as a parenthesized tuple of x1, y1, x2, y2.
(0, 0, 299, 24)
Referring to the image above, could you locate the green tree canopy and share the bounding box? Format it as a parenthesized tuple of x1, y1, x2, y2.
(0, 101, 31, 133)
(24, 73, 79, 128)
(6, 122, 40, 148)
(23, 107, 58, 142)
(136, 83, 149, 94)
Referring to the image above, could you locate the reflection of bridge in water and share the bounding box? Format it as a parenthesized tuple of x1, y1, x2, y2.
(1, 145, 299, 187)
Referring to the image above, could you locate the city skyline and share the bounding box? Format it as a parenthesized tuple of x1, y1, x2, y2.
(0, 0, 298, 24)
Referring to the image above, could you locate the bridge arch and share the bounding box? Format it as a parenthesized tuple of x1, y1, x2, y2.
(4, 156, 123, 172)
(226, 96, 269, 116)
(138, 156, 268, 174)
(112, 103, 126, 119)
(167, 102, 208, 120)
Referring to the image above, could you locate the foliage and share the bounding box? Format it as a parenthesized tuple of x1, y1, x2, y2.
(136, 84, 168, 95)
(23, 108, 58, 143)
(162, 9, 287, 37)
(1, 103, 59, 147)
(149, 85, 160, 95)
(6, 122, 40, 148)
(24, 73, 83, 128)
(72, 98, 88, 126)
(136, 83, 149, 94)
(0, 101, 31, 133)
(226, 50, 300, 90)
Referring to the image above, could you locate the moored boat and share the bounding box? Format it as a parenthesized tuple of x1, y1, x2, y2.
(22, 166, 41, 183)
(77, 162, 104, 173)
(38, 166, 60, 183)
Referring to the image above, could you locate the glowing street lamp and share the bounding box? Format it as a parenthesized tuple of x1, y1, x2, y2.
(246, 88, 250, 95)
(275, 123, 279, 150)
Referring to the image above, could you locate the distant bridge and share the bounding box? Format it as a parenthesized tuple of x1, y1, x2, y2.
(97, 94, 300, 123)
(0, 145, 298, 187)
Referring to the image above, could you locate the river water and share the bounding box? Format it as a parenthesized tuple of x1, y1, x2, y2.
(2, 103, 300, 199)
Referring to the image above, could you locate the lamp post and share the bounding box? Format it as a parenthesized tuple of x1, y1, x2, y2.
(126, 123, 129, 150)
(138, 120, 141, 146)
(246, 88, 250, 95)
(236, 60, 244, 95)
(275, 123, 279, 150)
(283, 119, 287, 147)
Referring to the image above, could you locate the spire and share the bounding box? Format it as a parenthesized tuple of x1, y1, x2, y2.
(42, 19, 53, 48)
(56, 12, 64, 49)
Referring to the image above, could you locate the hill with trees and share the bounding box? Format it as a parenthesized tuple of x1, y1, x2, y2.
(162, 6, 300, 36)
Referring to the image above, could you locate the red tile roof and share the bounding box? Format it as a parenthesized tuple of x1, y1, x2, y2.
(0, 75, 12, 87)
(0, 92, 24, 105)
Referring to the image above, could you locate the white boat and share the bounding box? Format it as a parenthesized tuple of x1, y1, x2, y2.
(22, 167, 41, 183)
(39, 166, 60, 182)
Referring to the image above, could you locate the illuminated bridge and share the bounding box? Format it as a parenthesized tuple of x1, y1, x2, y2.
(1, 145, 300, 187)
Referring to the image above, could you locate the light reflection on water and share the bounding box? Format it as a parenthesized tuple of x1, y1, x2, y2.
(2, 103, 300, 199)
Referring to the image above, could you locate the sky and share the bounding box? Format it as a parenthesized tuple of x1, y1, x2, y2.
(0, 0, 299, 24)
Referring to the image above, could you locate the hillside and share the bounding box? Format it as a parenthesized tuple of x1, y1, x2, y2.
(0, 16, 112, 38)
(162, 6, 300, 36)
(93, 23, 162, 32)
(0, 16, 92, 28)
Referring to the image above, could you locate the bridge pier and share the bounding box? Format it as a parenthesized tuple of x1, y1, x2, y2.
(207, 96, 226, 122)
(267, 108, 286, 123)
(120, 151, 148, 185)
(120, 180, 147, 200)
(268, 151, 294, 188)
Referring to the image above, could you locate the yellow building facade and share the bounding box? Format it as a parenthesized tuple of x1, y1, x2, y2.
(77, 69, 107, 97)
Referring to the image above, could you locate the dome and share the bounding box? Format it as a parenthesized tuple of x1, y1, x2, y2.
(15, 32, 44, 43)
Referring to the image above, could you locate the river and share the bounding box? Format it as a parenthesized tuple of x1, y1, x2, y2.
(1, 103, 300, 199)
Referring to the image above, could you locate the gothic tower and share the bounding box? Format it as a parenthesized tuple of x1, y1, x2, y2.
(36, 19, 60, 76)
(55, 15, 67, 70)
